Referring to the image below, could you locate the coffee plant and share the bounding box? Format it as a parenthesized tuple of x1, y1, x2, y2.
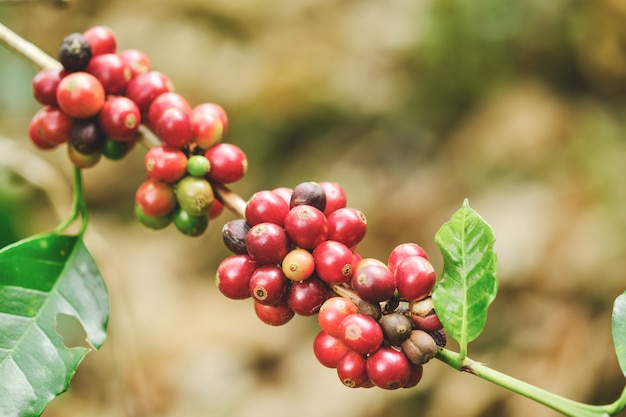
(0, 22, 625, 417)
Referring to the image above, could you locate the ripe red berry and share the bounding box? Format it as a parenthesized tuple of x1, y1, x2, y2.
(313, 240, 354, 285)
(253, 299, 294, 326)
(318, 181, 347, 216)
(245, 222, 290, 265)
(351, 264, 396, 303)
(32, 68, 64, 106)
(205, 143, 248, 184)
(249, 265, 289, 305)
(148, 92, 192, 130)
(271, 187, 292, 205)
(28, 118, 56, 150)
(29, 106, 73, 146)
(313, 330, 350, 368)
(86, 53, 131, 95)
(336, 350, 369, 388)
(83, 26, 116, 56)
(286, 275, 330, 316)
(403, 363, 424, 388)
(327, 207, 367, 248)
(281, 248, 315, 281)
(366, 347, 411, 390)
(192, 103, 227, 149)
(388, 243, 430, 274)
(339, 313, 383, 355)
(216, 254, 257, 300)
(144, 145, 187, 183)
(284, 205, 328, 249)
(395, 255, 436, 301)
(157, 107, 193, 148)
(56, 72, 105, 119)
(245, 190, 290, 227)
(125, 71, 172, 115)
(118, 49, 151, 78)
(209, 198, 224, 219)
(135, 179, 177, 217)
(318, 297, 358, 338)
(99, 96, 141, 141)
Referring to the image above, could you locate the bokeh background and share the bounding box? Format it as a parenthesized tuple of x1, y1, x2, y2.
(1, 0, 626, 416)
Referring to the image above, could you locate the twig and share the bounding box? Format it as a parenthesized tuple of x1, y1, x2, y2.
(0, 22, 61, 71)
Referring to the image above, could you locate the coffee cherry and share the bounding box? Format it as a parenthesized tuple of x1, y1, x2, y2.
(144, 145, 188, 184)
(395, 255, 436, 302)
(173, 209, 209, 236)
(71, 118, 105, 155)
(216, 254, 257, 300)
(56, 72, 105, 119)
(313, 331, 350, 368)
(134, 203, 172, 230)
(28, 117, 56, 150)
(249, 265, 289, 305)
(32, 68, 64, 106)
(184, 155, 210, 177)
(351, 264, 396, 303)
(327, 207, 367, 248)
(336, 349, 369, 388)
(401, 329, 438, 366)
(339, 313, 383, 355)
(222, 219, 251, 255)
(245, 222, 289, 265)
(290, 181, 326, 212)
(86, 53, 131, 95)
(175, 176, 214, 216)
(135, 179, 177, 217)
(318, 296, 358, 338)
(125, 71, 172, 115)
(58, 32, 91, 72)
(157, 107, 193, 149)
(83, 26, 116, 56)
(286, 275, 330, 316)
(281, 248, 315, 281)
(148, 92, 192, 130)
(99, 96, 141, 141)
(379, 312, 413, 347)
(271, 187, 292, 204)
(366, 347, 411, 390)
(284, 205, 328, 249)
(403, 363, 424, 388)
(29, 106, 73, 146)
(313, 240, 354, 285)
(388, 243, 430, 274)
(357, 298, 382, 321)
(205, 143, 247, 184)
(209, 199, 224, 219)
(245, 190, 290, 227)
(409, 297, 443, 332)
(67, 144, 102, 168)
(118, 49, 151, 78)
(191, 103, 227, 149)
(254, 299, 294, 326)
(319, 181, 347, 216)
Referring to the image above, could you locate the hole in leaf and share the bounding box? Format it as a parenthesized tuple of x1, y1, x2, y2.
(55, 313, 90, 349)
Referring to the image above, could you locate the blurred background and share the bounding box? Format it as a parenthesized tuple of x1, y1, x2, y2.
(1, 0, 626, 416)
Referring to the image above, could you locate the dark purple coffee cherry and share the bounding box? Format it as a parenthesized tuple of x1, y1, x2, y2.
(290, 181, 326, 212)
(71, 118, 104, 154)
(222, 219, 251, 255)
(58, 33, 92, 72)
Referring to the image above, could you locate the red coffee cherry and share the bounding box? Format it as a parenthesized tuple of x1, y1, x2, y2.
(144, 145, 187, 183)
(29, 106, 73, 146)
(157, 107, 193, 149)
(28, 118, 56, 150)
(286, 275, 330, 316)
(135, 179, 177, 217)
(245, 190, 290, 227)
(271, 187, 292, 205)
(216, 254, 257, 300)
(245, 222, 289, 265)
(366, 347, 411, 390)
(209, 199, 224, 219)
(403, 363, 424, 388)
(351, 264, 396, 303)
(313, 240, 354, 285)
(319, 181, 347, 216)
(125, 71, 172, 115)
(148, 92, 192, 130)
(249, 265, 289, 305)
(205, 143, 248, 184)
(318, 296, 358, 338)
(83, 26, 117, 56)
(327, 207, 367, 248)
(253, 299, 294, 326)
(192, 103, 227, 149)
(313, 330, 350, 368)
(395, 255, 436, 302)
(86, 53, 131, 95)
(339, 313, 383, 355)
(284, 205, 328, 249)
(118, 49, 151, 78)
(99, 96, 141, 141)
(32, 68, 64, 106)
(56, 72, 105, 119)
(336, 349, 369, 388)
(388, 243, 430, 274)
(281, 248, 315, 282)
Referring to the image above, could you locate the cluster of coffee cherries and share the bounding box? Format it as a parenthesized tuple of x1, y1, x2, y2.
(216, 181, 445, 390)
(28, 26, 248, 236)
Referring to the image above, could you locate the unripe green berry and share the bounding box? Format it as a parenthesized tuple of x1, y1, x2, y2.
(186, 154, 211, 177)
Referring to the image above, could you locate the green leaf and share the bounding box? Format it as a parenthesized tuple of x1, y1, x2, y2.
(0, 233, 109, 417)
(613, 291, 626, 378)
(432, 199, 498, 354)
